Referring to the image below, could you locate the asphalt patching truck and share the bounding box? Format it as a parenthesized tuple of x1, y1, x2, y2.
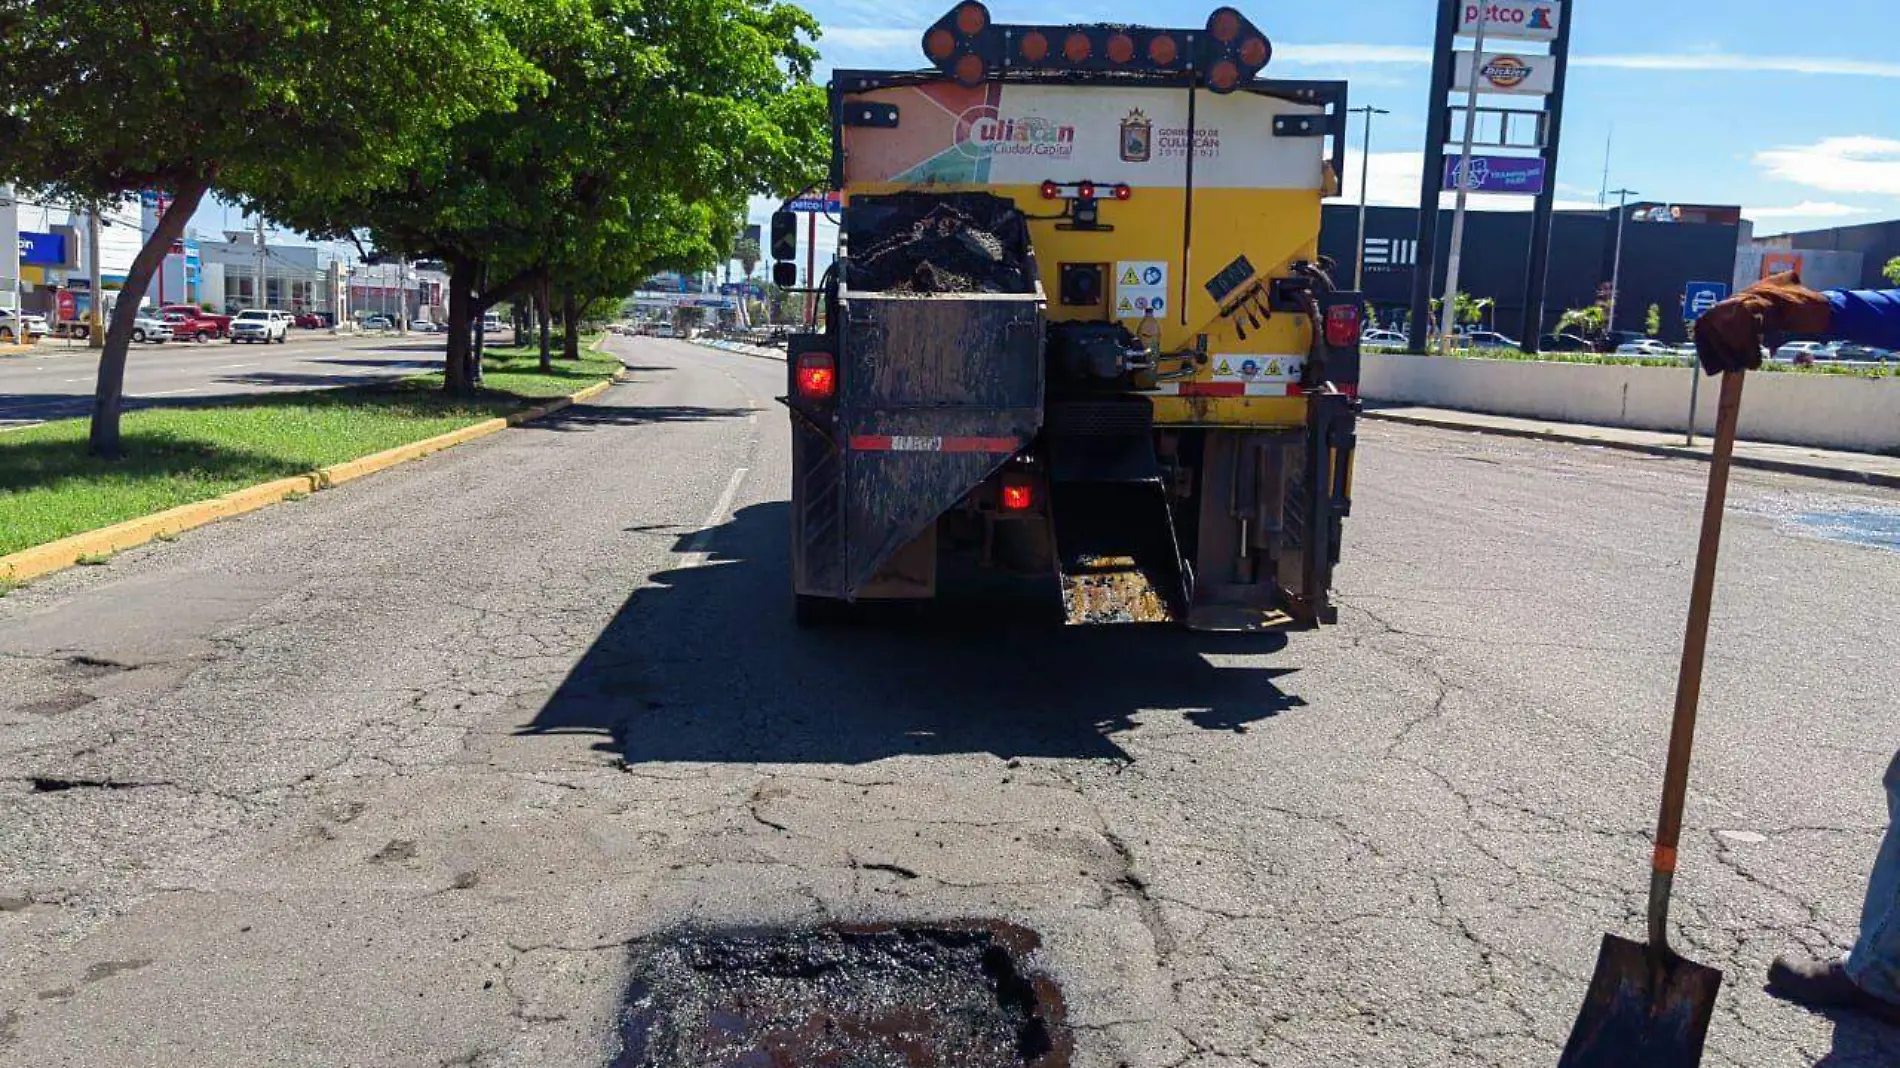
(777, 3, 1362, 631)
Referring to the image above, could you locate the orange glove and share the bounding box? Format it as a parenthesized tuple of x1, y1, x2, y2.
(1693, 271, 1833, 375)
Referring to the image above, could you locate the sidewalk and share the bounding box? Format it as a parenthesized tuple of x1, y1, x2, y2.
(1364, 404, 1900, 490)
(694, 337, 784, 361)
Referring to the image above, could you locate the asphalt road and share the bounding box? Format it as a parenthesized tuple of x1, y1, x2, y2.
(1, 336, 1896, 1067)
(0, 333, 450, 426)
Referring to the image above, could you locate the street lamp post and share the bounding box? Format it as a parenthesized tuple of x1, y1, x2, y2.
(1606, 187, 1638, 339)
(1350, 105, 1389, 293)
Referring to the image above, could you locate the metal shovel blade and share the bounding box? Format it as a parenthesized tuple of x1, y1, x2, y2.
(1557, 933, 1723, 1068)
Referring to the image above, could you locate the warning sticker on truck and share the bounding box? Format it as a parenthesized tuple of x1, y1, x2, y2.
(1115, 261, 1168, 320)
(1211, 354, 1304, 382)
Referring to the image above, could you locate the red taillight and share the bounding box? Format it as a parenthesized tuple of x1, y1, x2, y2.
(1040, 179, 1060, 199)
(796, 353, 836, 399)
(1325, 305, 1361, 348)
(1112, 183, 1132, 201)
(1000, 480, 1034, 511)
(1077, 180, 1096, 200)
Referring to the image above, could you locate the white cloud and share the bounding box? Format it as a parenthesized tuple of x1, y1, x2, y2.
(1573, 53, 1900, 78)
(819, 26, 918, 52)
(1270, 45, 1900, 80)
(1741, 201, 1868, 221)
(1755, 136, 1900, 197)
(1272, 43, 1433, 66)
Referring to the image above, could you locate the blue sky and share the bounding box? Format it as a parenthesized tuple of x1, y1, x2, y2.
(200, 0, 1900, 268)
(803, 0, 1900, 234)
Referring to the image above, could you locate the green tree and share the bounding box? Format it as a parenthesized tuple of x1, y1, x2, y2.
(1557, 305, 1607, 338)
(733, 236, 762, 282)
(0, 0, 535, 457)
(1645, 303, 1662, 337)
(1883, 256, 1900, 286)
(261, 0, 824, 394)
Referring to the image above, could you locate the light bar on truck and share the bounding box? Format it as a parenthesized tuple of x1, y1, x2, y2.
(920, 2, 1273, 92)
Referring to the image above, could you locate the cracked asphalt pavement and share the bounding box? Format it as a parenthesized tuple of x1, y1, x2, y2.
(1, 336, 1896, 1066)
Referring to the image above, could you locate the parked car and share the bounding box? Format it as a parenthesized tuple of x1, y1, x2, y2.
(1821, 341, 1893, 363)
(1362, 329, 1407, 348)
(1614, 339, 1678, 357)
(479, 314, 503, 334)
(0, 308, 49, 343)
(650, 323, 677, 338)
(362, 315, 395, 330)
(293, 312, 330, 329)
(130, 314, 172, 344)
(1456, 330, 1522, 351)
(160, 304, 231, 340)
(410, 319, 439, 333)
(1538, 333, 1594, 352)
(229, 308, 289, 344)
(1773, 340, 1827, 365)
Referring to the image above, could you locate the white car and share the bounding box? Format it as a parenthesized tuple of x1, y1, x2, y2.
(130, 314, 172, 344)
(1615, 339, 1678, 357)
(1773, 340, 1828, 363)
(1362, 329, 1408, 348)
(0, 308, 49, 343)
(229, 309, 289, 344)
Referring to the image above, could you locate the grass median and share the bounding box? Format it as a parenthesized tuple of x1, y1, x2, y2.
(0, 343, 617, 558)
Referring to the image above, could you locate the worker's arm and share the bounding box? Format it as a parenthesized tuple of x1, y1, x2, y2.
(1826, 289, 1900, 351)
(1696, 272, 1853, 374)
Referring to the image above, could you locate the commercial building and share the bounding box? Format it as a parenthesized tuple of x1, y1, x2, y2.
(0, 187, 142, 322)
(1747, 219, 1900, 292)
(1321, 201, 1743, 343)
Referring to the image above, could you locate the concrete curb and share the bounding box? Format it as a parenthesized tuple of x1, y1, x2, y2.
(693, 338, 786, 363)
(1363, 409, 1900, 491)
(0, 373, 626, 586)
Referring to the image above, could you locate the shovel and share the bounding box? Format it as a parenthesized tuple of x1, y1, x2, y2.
(1557, 370, 1746, 1068)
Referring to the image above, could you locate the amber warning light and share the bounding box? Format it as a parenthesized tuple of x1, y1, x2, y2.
(920, 3, 1272, 91)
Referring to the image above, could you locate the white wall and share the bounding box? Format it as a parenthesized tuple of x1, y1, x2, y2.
(1362, 353, 1900, 454)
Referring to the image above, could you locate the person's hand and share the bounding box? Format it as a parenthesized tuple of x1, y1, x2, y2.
(1693, 271, 1833, 375)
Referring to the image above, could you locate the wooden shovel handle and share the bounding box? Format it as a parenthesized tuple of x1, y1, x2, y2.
(1652, 370, 1746, 870)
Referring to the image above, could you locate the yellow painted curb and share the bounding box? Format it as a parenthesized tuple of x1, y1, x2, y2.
(0, 372, 628, 586)
(0, 475, 318, 584)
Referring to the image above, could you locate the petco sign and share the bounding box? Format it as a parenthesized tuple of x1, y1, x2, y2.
(1459, 1, 1561, 41)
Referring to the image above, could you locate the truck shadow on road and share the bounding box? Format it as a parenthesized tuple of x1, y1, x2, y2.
(521, 501, 1306, 765)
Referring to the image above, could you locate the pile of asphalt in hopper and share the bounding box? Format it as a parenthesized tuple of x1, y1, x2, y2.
(846, 193, 1033, 295)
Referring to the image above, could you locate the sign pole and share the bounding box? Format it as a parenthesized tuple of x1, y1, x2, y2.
(1685, 363, 1701, 446)
(1518, 0, 1573, 351)
(1406, 0, 1461, 354)
(88, 204, 103, 349)
(803, 211, 817, 327)
(1606, 187, 1637, 337)
(1438, 7, 1489, 354)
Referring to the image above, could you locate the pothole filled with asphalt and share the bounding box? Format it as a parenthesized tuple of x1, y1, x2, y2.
(611, 921, 1071, 1067)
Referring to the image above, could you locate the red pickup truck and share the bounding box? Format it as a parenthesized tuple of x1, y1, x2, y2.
(160, 305, 232, 341)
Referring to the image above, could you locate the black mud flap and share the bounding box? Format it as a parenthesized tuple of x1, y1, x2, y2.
(842, 411, 1038, 597)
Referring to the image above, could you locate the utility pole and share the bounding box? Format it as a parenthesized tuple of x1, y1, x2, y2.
(255, 214, 267, 309)
(1350, 105, 1389, 292)
(87, 202, 104, 349)
(1606, 187, 1638, 338)
(1438, 6, 1488, 353)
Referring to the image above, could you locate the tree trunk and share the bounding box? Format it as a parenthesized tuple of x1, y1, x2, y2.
(537, 277, 553, 373)
(88, 173, 212, 458)
(444, 258, 477, 395)
(471, 263, 488, 384)
(561, 291, 580, 361)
